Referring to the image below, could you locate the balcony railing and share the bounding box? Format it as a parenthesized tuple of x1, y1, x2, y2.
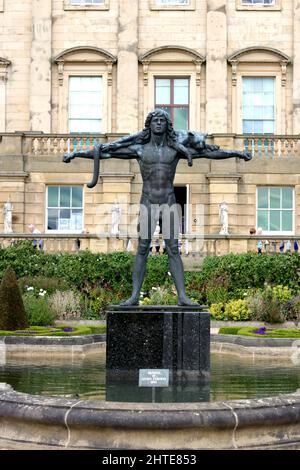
(0, 234, 298, 259)
(30, 135, 108, 156)
(1, 132, 300, 159)
(240, 135, 300, 159)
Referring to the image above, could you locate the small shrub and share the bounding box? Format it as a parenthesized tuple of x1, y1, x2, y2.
(0, 266, 28, 330)
(281, 295, 300, 327)
(140, 287, 178, 305)
(18, 276, 70, 295)
(47, 290, 82, 320)
(271, 285, 292, 303)
(23, 294, 55, 326)
(82, 286, 124, 317)
(205, 275, 230, 305)
(246, 285, 292, 324)
(245, 291, 264, 320)
(209, 303, 227, 320)
(218, 327, 241, 335)
(224, 299, 251, 321)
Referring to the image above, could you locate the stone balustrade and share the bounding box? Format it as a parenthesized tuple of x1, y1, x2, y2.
(1, 132, 300, 159)
(0, 234, 298, 259)
(238, 135, 300, 159)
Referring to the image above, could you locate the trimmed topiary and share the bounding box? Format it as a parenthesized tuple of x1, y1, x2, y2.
(0, 266, 28, 330)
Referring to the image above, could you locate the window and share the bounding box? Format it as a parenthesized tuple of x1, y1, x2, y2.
(257, 187, 293, 234)
(237, 0, 280, 10)
(68, 76, 103, 133)
(70, 0, 104, 3)
(155, 78, 189, 130)
(156, 0, 189, 4)
(47, 186, 83, 232)
(150, 0, 195, 10)
(242, 77, 275, 134)
(64, 0, 109, 10)
(242, 0, 274, 4)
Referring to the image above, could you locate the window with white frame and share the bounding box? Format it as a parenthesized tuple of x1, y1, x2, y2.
(64, 0, 109, 10)
(47, 186, 83, 232)
(237, 0, 280, 10)
(155, 77, 190, 130)
(70, 0, 104, 4)
(68, 76, 103, 133)
(150, 0, 194, 9)
(156, 0, 189, 5)
(242, 0, 274, 4)
(257, 187, 293, 234)
(242, 77, 275, 134)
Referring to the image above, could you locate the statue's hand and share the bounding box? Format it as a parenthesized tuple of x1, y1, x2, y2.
(101, 142, 119, 153)
(205, 144, 220, 151)
(242, 151, 252, 161)
(63, 152, 75, 163)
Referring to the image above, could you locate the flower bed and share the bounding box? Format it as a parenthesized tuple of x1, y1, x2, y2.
(219, 326, 300, 338)
(0, 325, 106, 336)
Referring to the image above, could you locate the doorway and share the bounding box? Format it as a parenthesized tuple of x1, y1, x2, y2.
(174, 186, 187, 234)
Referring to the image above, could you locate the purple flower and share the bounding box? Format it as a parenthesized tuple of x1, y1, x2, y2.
(62, 327, 73, 333)
(254, 327, 267, 335)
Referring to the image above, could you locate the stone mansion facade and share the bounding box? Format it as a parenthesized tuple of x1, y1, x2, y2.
(1, 0, 300, 255)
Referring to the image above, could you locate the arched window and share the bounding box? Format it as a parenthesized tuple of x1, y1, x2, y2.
(53, 47, 117, 134)
(139, 46, 205, 130)
(228, 47, 291, 134)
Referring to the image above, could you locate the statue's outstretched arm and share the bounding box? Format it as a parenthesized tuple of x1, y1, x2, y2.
(101, 132, 144, 152)
(189, 147, 252, 162)
(63, 144, 139, 164)
(100, 144, 140, 160)
(63, 144, 140, 189)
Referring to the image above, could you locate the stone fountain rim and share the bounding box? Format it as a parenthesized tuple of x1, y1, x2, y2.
(1, 386, 300, 449)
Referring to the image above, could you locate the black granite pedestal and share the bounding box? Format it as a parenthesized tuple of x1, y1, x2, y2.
(106, 305, 210, 402)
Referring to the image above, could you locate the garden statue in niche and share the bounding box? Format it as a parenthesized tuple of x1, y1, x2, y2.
(2, 198, 13, 234)
(110, 200, 122, 236)
(219, 201, 229, 235)
(64, 109, 251, 306)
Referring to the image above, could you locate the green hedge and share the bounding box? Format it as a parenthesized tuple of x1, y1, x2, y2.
(186, 252, 300, 303)
(1, 243, 299, 305)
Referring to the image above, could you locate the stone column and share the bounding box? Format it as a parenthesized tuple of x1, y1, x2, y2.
(29, 0, 52, 132)
(293, 0, 300, 133)
(116, 0, 139, 133)
(205, 0, 228, 133)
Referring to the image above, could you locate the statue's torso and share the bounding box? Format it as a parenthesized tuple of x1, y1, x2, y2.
(137, 143, 179, 204)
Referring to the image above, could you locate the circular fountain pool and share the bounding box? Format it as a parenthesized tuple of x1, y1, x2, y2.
(1, 351, 300, 402)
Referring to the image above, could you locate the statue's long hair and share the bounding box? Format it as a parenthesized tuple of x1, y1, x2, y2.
(134, 109, 190, 159)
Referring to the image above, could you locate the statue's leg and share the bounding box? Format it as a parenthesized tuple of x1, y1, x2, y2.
(164, 239, 198, 306)
(120, 200, 156, 306)
(120, 239, 151, 306)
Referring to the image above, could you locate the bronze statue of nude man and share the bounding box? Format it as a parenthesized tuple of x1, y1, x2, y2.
(64, 109, 251, 306)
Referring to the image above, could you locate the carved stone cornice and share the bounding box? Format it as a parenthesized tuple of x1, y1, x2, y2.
(53, 47, 117, 87)
(206, 173, 242, 183)
(139, 46, 205, 87)
(228, 47, 291, 87)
